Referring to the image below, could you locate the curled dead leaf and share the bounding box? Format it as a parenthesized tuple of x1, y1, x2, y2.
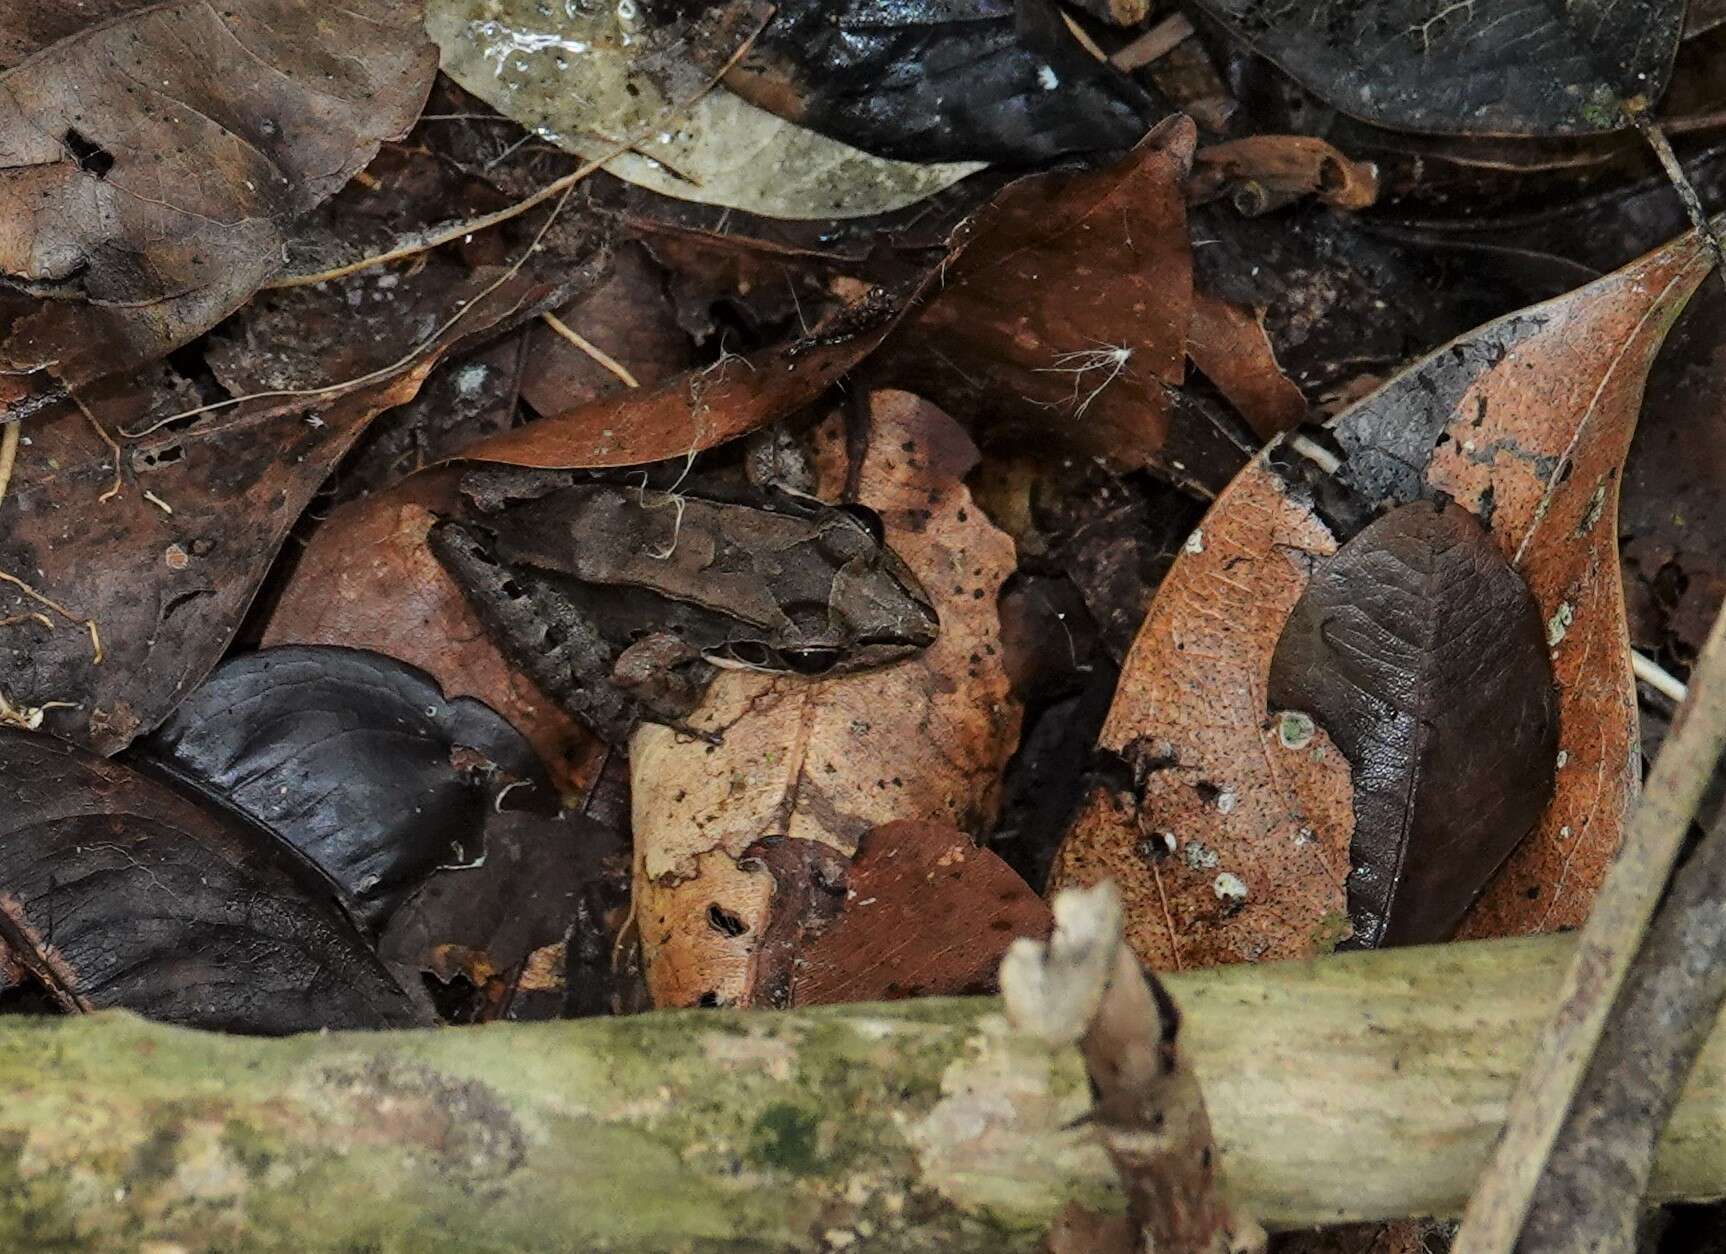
(457, 271, 934, 471)
(1189, 136, 1379, 215)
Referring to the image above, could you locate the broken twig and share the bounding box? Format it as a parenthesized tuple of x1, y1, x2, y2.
(1003, 884, 1265, 1254)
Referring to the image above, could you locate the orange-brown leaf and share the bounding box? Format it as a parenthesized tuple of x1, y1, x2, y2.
(1052, 223, 1716, 965)
(790, 820, 1051, 1006)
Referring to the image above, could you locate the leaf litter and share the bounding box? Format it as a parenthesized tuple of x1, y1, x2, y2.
(0, 5, 1722, 1246)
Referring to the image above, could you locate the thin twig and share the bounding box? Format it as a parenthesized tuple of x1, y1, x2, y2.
(1628, 105, 1726, 292)
(268, 154, 610, 291)
(1454, 596, 1726, 1252)
(540, 312, 640, 388)
(0, 421, 18, 512)
(122, 181, 580, 440)
(1521, 797, 1726, 1251)
(1633, 649, 1689, 705)
(265, 24, 767, 293)
(70, 392, 125, 502)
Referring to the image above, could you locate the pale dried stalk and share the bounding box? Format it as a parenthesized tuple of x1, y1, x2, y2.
(1004, 885, 1265, 1254)
(540, 311, 641, 388)
(0, 419, 17, 510)
(1455, 597, 1726, 1252)
(1112, 13, 1196, 71)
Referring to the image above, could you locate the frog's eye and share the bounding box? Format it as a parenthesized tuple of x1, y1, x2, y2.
(782, 647, 843, 676)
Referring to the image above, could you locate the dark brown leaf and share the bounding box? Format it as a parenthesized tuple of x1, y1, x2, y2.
(1193, 0, 1683, 136)
(879, 116, 1248, 490)
(0, 728, 426, 1033)
(1267, 500, 1559, 947)
(379, 809, 604, 987)
(790, 820, 1051, 1005)
(0, 0, 437, 383)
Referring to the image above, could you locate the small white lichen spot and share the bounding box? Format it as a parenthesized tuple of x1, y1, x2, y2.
(1547, 601, 1574, 647)
(1184, 528, 1205, 555)
(455, 363, 490, 397)
(1277, 711, 1315, 750)
(1556, 749, 1569, 769)
(1560, 825, 1572, 841)
(1182, 840, 1220, 870)
(1216, 789, 1237, 815)
(1037, 65, 1058, 90)
(1294, 826, 1315, 846)
(1213, 872, 1248, 902)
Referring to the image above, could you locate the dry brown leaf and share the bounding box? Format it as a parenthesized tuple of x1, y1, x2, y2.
(458, 273, 930, 471)
(261, 472, 600, 795)
(1400, 241, 1716, 936)
(879, 115, 1248, 491)
(0, 0, 436, 384)
(789, 819, 1051, 1006)
(1049, 461, 1354, 969)
(630, 391, 1021, 1007)
(1050, 223, 1716, 967)
(1188, 291, 1307, 441)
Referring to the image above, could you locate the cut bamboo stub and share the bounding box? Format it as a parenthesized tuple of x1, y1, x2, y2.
(4, 933, 1725, 1249)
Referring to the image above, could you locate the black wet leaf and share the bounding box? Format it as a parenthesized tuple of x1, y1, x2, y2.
(716, 0, 1165, 163)
(1196, 0, 1684, 136)
(1267, 500, 1558, 947)
(0, 729, 426, 1033)
(139, 646, 554, 933)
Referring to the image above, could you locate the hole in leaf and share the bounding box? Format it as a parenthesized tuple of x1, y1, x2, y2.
(63, 128, 114, 178)
(706, 904, 748, 938)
